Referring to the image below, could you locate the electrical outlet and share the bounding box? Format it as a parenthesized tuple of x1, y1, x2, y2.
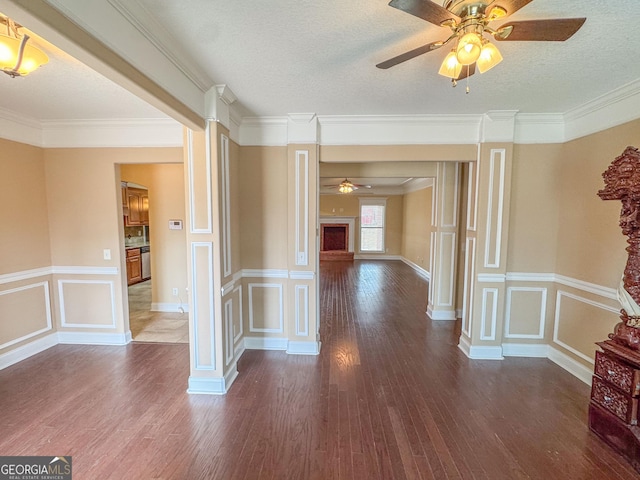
(172, 288, 178, 296)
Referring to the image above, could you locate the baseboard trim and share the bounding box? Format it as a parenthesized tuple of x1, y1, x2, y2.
(548, 345, 593, 386)
(244, 336, 288, 350)
(502, 343, 550, 357)
(354, 254, 402, 260)
(286, 340, 321, 355)
(458, 336, 504, 360)
(427, 305, 457, 321)
(57, 331, 131, 345)
(400, 257, 430, 280)
(187, 375, 230, 395)
(0, 333, 58, 370)
(150, 302, 189, 313)
(244, 336, 321, 355)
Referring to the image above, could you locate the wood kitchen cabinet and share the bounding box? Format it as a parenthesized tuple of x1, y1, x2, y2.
(123, 186, 149, 226)
(126, 248, 142, 285)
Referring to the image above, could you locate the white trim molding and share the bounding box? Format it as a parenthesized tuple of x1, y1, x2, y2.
(57, 331, 131, 345)
(504, 286, 547, 339)
(221, 134, 232, 277)
(248, 283, 284, 334)
(0, 333, 58, 370)
(58, 279, 117, 329)
(458, 336, 504, 360)
(187, 366, 239, 395)
(553, 290, 618, 364)
(295, 150, 309, 266)
(483, 148, 506, 269)
(0, 281, 53, 350)
(191, 242, 216, 371)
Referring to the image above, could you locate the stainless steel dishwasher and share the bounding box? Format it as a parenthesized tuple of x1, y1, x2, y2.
(140, 245, 151, 280)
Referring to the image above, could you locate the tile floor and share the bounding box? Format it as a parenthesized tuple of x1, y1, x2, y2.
(128, 280, 189, 343)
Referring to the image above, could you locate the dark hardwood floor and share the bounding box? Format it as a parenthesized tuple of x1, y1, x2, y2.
(0, 260, 638, 479)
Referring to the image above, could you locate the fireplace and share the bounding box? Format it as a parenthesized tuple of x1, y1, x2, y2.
(320, 222, 354, 261)
(322, 224, 348, 251)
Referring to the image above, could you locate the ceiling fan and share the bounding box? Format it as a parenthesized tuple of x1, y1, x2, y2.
(377, 0, 586, 84)
(323, 179, 373, 194)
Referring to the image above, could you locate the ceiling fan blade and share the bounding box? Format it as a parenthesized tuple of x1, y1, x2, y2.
(389, 0, 458, 27)
(376, 42, 442, 69)
(495, 18, 586, 41)
(491, 0, 534, 17)
(455, 63, 475, 80)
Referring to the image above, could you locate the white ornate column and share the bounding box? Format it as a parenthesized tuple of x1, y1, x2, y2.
(185, 85, 239, 393)
(428, 162, 461, 320)
(459, 111, 516, 359)
(286, 114, 321, 354)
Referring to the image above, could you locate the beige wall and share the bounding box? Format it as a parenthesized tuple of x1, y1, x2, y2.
(0, 139, 53, 356)
(239, 146, 288, 269)
(401, 187, 432, 271)
(507, 144, 563, 273)
(0, 139, 51, 274)
(120, 163, 187, 306)
(320, 194, 403, 255)
(501, 120, 640, 370)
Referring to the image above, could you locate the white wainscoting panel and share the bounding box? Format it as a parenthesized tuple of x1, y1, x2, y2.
(295, 284, 309, 336)
(191, 242, 216, 371)
(483, 149, 505, 268)
(553, 290, 618, 364)
(295, 150, 309, 266)
(58, 280, 116, 329)
(480, 288, 499, 341)
(504, 287, 547, 339)
(0, 281, 53, 349)
(221, 134, 232, 277)
(248, 283, 284, 333)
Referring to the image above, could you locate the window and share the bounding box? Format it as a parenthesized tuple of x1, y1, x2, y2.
(359, 198, 386, 252)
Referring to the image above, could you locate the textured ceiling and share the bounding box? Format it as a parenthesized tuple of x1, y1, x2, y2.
(0, 0, 639, 122)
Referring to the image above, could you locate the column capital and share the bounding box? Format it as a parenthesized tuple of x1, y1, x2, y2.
(287, 113, 318, 144)
(481, 110, 518, 143)
(204, 84, 237, 129)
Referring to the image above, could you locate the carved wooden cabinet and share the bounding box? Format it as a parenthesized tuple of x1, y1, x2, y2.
(589, 341, 640, 472)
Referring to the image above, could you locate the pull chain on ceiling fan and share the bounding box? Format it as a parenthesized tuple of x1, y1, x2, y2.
(377, 0, 585, 86)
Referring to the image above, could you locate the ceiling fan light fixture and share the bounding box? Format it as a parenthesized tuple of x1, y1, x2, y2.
(438, 50, 462, 78)
(476, 41, 503, 73)
(455, 32, 482, 65)
(0, 18, 48, 77)
(338, 179, 355, 194)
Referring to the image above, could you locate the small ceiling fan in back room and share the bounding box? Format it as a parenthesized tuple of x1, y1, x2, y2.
(377, 0, 586, 90)
(323, 179, 372, 194)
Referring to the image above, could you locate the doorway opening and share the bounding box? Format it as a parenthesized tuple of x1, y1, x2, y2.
(120, 164, 189, 344)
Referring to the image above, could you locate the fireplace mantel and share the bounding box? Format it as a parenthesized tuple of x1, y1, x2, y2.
(320, 216, 356, 252)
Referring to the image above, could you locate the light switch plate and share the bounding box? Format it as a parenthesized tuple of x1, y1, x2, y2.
(103, 249, 111, 260)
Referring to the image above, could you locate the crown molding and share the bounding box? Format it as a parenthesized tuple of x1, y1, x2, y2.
(563, 78, 640, 142)
(514, 114, 565, 144)
(318, 114, 482, 146)
(41, 117, 183, 147)
(2, 79, 640, 148)
(403, 177, 434, 194)
(107, 0, 213, 93)
(0, 107, 42, 146)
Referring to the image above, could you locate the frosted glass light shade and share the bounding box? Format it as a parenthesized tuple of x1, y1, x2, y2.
(0, 33, 48, 76)
(456, 32, 482, 65)
(438, 51, 463, 79)
(477, 42, 503, 73)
